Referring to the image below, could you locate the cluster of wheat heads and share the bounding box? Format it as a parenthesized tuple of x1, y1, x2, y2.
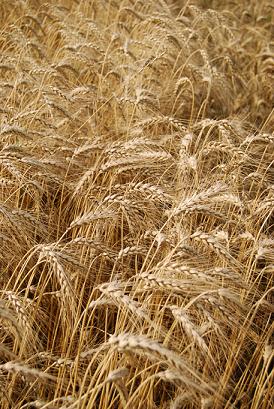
(0, 0, 273, 408)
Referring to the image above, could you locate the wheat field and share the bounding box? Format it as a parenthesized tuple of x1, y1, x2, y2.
(0, 0, 273, 408)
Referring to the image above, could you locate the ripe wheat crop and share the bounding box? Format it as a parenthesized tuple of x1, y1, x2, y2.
(0, 0, 273, 408)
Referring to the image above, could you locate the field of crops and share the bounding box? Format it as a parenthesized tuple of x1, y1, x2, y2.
(0, 0, 273, 408)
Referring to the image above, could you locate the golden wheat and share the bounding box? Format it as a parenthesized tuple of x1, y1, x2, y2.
(0, 0, 273, 408)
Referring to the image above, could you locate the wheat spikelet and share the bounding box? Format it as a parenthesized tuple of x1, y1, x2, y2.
(69, 210, 116, 229)
(38, 246, 75, 304)
(108, 333, 214, 394)
(116, 245, 147, 260)
(20, 400, 49, 409)
(170, 306, 210, 355)
(0, 361, 56, 382)
(139, 271, 192, 294)
(97, 282, 156, 328)
(4, 291, 32, 334)
(67, 237, 118, 261)
(168, 182, 227, 217)
(0, 301, 22, 341)
(163, 262, 216, 283)
(190, 230, 242, 269)
(105, 367, 129, 407)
